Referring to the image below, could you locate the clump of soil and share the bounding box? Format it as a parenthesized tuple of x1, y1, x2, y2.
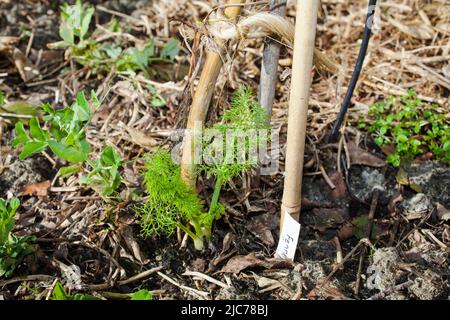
(0, 155, 55, 196)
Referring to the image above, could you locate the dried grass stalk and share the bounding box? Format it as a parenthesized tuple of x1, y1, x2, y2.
(209, 12, 339, 73)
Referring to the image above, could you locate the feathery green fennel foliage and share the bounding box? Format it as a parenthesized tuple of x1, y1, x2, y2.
(201, 86, 270, 216)
(138, 87, 269, 250)
(139, 149, 205, 248)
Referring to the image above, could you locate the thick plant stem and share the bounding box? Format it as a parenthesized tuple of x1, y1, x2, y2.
(280, 0, 319, 226)
(177, 222, 204, 251)
(180, 0, 245, 189)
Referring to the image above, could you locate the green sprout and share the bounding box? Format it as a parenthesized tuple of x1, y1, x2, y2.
(359, 89, 449, 167)
(55, 1, 180, 76)
(0, 197, 35, 278)
(12, 92, 123, 198)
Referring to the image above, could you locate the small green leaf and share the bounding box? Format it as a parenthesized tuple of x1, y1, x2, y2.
(80, 7, 94, 39)
(59, 23, 74, 45)
(90, 90, 100, 110)
(103, 44, 122, 59)
(51, 282, 69, 300)
(19, 141, 47, 160)
(9, 198, 20, 212)
(131, 289, 152, 300)
(161, 39, 180, 61)
(73, 91, 91, 122)
(72, 293, 100, 300)
(100, 146, 121, 166)
(58, 165, 83, 178)
(12, 122, 30, 147)
(48, 140, 87, 163)
(29, 117, 46, 141)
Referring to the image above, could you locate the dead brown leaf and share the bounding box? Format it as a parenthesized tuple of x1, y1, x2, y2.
(310, 207, 349, 232)
(12, 48, 38, 82)
(20, 180, 51, 197)
(120, 225, 147, 264)
(329, 172, 347, 200)
(307, 281, 348, 300)
(436, 203, 450, 222)
(388, 18, 435, 40)
(337, 222, 354, 241)
(191, 258, 206, 272)
(347, 142, 385, 167)
(123, 124, 158, 148)
(221, 254, 264, 274)
(246, 215, 275, 246)
(220, 254, 293, 274)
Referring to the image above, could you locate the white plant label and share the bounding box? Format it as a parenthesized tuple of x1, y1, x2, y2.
(275, 211, 301, 260)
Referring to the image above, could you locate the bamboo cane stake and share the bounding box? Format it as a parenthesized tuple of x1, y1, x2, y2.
(180, 0, 245, 189)
(280, 0, 319, 225)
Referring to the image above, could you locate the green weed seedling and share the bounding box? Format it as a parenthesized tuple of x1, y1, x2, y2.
(138, 87, 269, 250)
(13, 91, 98, 162)
(359, 89, 449, 167)
(51, 281, 100, 300)
(0, 197, 34, 278)
(12, 91, 123, 198)
(51, 281, 152, 300)
(79, 146, 123, 198)
(55, 1, 180, 76)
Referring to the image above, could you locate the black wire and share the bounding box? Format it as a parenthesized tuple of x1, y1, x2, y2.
(328, 0, 378, 143)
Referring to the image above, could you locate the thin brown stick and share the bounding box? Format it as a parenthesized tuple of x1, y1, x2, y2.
(367, 280, 414, 300)
(354, 190, 379, 295)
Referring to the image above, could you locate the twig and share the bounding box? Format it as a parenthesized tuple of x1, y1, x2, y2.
(332, 236, 343, 268)
(119, 266, 164, 285)
(45, 278, 59, 300)
(367, 280, 413, 300)
(96, 5, 143, 26)
(0, 113, 33, 119)
(319, 238, 374, 288)
(101, 290, 166, 299)
(320, 164, 336, 190)
(354, 190, 379, 296)
(183, 270, 230, 289)
(0, 275, 54, 288)
(157, 271, 209, 299)
(87, 266, 163, 291)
